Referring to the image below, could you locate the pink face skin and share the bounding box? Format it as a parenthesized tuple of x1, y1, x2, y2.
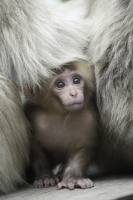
(51, 69, 85, 111)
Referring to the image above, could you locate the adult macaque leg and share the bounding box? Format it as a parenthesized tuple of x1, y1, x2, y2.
(0, 74, 29, 194)
(58, 149, 93, 190)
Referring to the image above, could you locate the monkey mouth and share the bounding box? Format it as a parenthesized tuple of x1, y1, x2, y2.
(64, 102, 84, 111)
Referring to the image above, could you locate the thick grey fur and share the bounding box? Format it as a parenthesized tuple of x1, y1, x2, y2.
(86, 0, 133, 172)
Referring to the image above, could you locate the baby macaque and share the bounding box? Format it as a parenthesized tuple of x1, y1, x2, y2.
(25, 61, 98, 190)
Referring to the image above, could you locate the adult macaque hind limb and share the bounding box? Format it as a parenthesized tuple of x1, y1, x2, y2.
(0, 74, 30, 194)
(25, 62, 98, 190)
(85, 0, 133, 173)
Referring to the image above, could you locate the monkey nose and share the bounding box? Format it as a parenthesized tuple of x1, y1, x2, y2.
(70, 92, 77, 98)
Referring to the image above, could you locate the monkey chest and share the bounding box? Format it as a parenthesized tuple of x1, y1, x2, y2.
(35, 112, 92, 154)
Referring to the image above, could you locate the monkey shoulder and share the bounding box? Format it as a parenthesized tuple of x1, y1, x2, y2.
(24, 102, 51, 130)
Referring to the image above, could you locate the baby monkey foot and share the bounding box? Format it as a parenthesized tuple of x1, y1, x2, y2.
(58, 177, 94, 190)
(33, 175, 60, 188)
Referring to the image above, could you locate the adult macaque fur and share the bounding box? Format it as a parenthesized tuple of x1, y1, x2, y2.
(0, 0, 89, 194)
(0, 0, 89, 88)
(25, 62, 98, 190)
(0, 73, 30, 194)
(84, 0, 133, 173)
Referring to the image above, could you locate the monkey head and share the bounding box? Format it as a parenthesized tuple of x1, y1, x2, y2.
(50, 68, 85, 111)
(25, 62, 95, 113)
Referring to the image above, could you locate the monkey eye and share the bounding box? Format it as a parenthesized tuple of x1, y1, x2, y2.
(73, 77, 81, 84)
(56, 81, 65, 88)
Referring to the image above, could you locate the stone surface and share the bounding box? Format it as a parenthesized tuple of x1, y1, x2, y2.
(1, 175, 133, 200)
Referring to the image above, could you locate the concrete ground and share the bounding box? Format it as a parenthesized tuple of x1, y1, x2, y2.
(1, 175, 133, 200)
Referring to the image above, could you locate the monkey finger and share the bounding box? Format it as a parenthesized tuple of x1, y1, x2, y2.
(44, 177, 50, 187)
(38, 179, 44, 188)
(57, 183, 63, 189)
(50, 178, 56, 186)
(33, 179, 44, 188)
(67, 182, 75, 190)
(33, 180, 38, 188)
(76, 180, 87, 189)
(57, 182, 67, 189)
(83, 178, 94, 188)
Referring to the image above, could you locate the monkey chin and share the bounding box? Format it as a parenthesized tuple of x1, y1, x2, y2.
(64, 102, 84, 111)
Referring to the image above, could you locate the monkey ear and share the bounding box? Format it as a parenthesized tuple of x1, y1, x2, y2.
(24, 84, 36, 102)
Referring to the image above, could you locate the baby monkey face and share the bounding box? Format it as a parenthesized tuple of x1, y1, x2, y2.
(51, 69, 85, 111)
